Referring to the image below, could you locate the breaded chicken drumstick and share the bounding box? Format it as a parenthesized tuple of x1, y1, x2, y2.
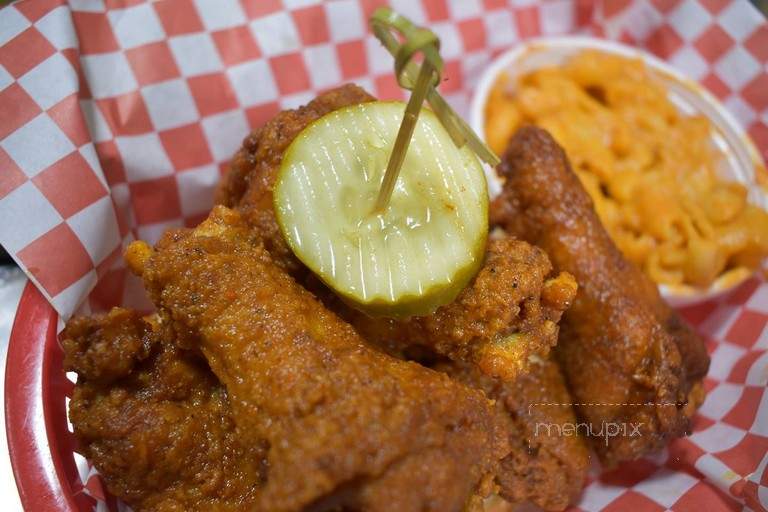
(491, 126, 710, 465)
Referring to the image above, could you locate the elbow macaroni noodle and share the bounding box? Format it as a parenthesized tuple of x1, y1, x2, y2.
(485, 51, 768, 289)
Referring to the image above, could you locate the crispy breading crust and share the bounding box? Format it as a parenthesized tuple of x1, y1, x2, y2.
(327, 237, 576, 381)
(63, 309, 266, 511)
(491, 126, 710, 465)
(440, 357, 589, 512)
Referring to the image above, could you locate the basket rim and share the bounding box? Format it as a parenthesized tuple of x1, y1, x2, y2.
(5, 282, 80, 512)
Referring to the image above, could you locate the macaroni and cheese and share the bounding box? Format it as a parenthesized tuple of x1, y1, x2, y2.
(485, 51, 768, 289)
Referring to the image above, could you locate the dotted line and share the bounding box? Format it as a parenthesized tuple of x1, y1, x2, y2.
(527, 402, 686, 416)
(528, 403, 681, 407)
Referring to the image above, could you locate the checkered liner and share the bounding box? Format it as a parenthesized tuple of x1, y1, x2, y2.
(1, 0, 766, 510)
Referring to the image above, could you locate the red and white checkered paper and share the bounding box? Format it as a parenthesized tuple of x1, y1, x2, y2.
(1, 0, 766, 511)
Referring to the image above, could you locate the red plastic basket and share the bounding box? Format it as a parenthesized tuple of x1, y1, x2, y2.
(5, 282, 91, 512)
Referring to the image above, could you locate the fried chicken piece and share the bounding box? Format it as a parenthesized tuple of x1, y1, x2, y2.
(440, 357, 589, 512)
(63, 308, 266, 511)
(491, 126, 710, 465)
(125, 206, 509, 512)
(218, 84, 576, 381)
(314, 256, 587, 510)
(310, 239, 586, 509)
(321, 237, 577, 381)
(217, 84, 375, 276)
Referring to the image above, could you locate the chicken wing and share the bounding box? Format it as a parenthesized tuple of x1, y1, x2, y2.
(491, 126, 710, 464)
(125, 205, 509, 512)
(63, 308, 266, 511)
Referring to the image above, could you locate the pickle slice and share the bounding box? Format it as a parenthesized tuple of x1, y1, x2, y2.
(274, 101, 488, 317)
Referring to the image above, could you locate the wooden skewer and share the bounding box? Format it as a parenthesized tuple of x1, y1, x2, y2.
(369, 7, 499, 212)
(374, 59, 435, 212)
